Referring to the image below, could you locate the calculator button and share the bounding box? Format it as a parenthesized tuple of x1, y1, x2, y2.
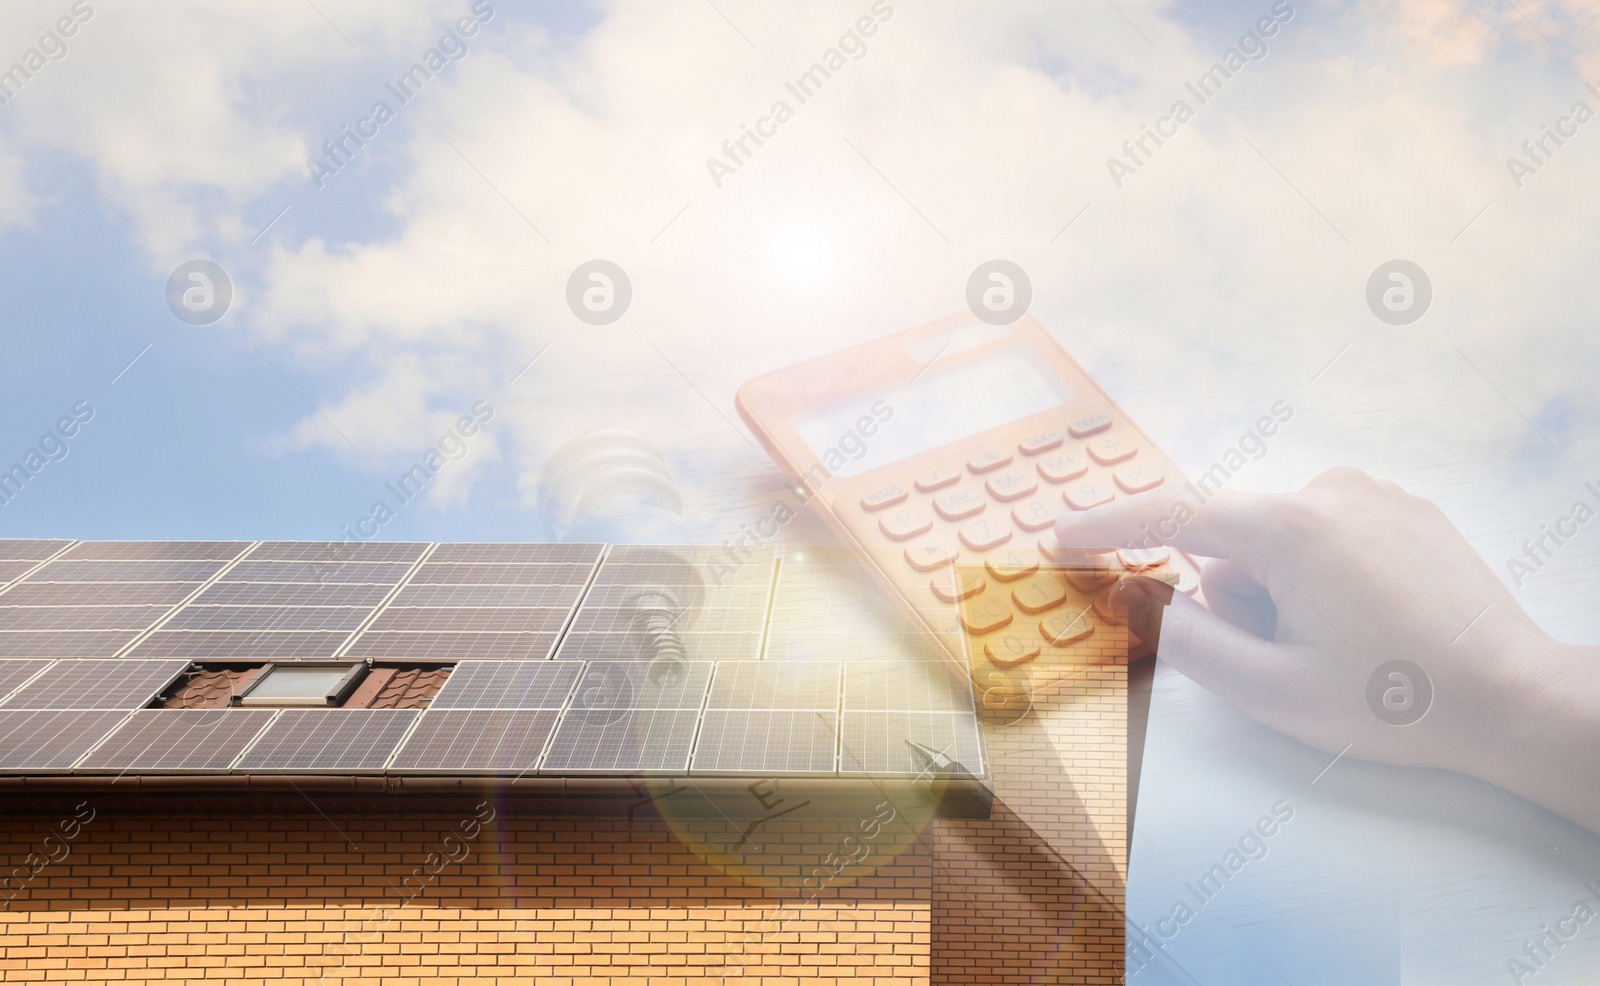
(931, 569, 985, 603)
(905, 545, 958, 571)
(1063, 479, 1115, 510)
(1063, 554, 1119, 592)
(933, 487, 986, 521)
(1040, 609, 1094, 646)
(1038, 536, 1083, 565)
(1118, 546, 1171, 569)
(985, 548, 1039, 582)
(1087, 434, 1136, 465)
(1068, 409, 1113, 438)
(1011, 499, 1058, 532)
(1037, 451, 1088, 484)
(1018, 431, 1064, 456)
(959, 518, 1013, 551)
(960, 595, 1014, 634)
(879, 508, 934, 541)
(1114, 463, 1163, 493)
(915, 467, 962, 493)
(1011, 574, 1068, 615)
(859, 483, 909, 511)
(985, 471, 1038, 502)
(967, 449, 1013, 474)
(985, 633, 1041, 669)
(1147, 564, 1200, 595)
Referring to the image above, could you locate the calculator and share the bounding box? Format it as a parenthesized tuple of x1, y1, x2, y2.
(736, 313, 1202, 696)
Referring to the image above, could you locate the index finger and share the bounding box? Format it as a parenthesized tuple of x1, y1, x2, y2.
(1052, 485, 1269, 559)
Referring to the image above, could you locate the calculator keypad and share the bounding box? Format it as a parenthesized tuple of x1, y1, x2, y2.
(838, 411, 1200, 679)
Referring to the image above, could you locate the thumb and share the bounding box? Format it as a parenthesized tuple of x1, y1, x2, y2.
(1113, 575, 1292, 712)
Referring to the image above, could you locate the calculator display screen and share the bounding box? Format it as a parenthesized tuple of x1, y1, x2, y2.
(792, 346, 1073, 478)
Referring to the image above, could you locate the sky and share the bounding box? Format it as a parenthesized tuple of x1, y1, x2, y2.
(0, 0, 1596, 635)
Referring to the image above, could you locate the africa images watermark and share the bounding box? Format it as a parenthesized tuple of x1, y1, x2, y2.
(1505, 877, 1600, 984)
(0, 400, 95, 509)
(705, 0, 894, 189)
(1505, 479, 1600, 589)
(307, 0, 495, 189)
(1506, 80, 1600, 189)
(1107, 0, 1294, 189)
(0, 1, 94, 107)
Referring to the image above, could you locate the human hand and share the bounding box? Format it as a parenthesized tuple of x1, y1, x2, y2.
(1053, 468, 1589, 808)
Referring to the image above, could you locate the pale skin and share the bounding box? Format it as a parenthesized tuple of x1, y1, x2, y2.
(1054, 467, 1600, 836)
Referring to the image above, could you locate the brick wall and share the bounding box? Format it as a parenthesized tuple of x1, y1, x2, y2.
(0, 811, 931, 984)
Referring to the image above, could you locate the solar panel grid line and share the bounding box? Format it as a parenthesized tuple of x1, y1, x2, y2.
(0, 709, 136, 772)
(61, 541, 254, 562)
(73, 709, 280, 773)
(65, 708, 150, 773)
(0, 659, 191, 710)
(224, 707, 287, 770)
(754, 554, 782, 661)
(388, 709, 564, 774)
(110, 541, 263, 659)
(378, 704, 432, 771)
(332, 541, 440, 658)
(537, 541, 610, 665)
(427, 661, 585, 710)
(0, 659, 57, 707)
(0, 540, 78, 600)
(234, 709, 419, 772)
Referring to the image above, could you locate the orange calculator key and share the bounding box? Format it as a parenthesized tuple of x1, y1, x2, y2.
(1091, 588, 1129, 626)
(960, 595, 1014, 634)
(985, 632, 1041, 669)
(1118, 545, 1171, 569)
(985, 471, 1038, 502)
(1062, 554, 1119, 592)
(959, 518, 1012, 551)
(1063, 478, 1115, 510)
(916, 466, 962, 493)
(1011, 574, 1068, 614)
(860, 483, 909, 511)
(934, 487, 985, 521)
(931, 569, 985, 602)
(1012, 499, 1057, 532)
(1018, 431, 1064, 455)
(1040, 609, 1095, 646)
(1037, 450, 1088, 484)
(1069, 408, 1113, 438)
(1114, 462, 1163, 493)
(880, 507, 934, 541)
(985, 547, 1039, 582)
(1087, 434, 1136, 465)
(968, 449, 1013, 474)
(905, 545, 958, 571)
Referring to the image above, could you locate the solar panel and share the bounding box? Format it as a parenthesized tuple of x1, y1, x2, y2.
(0, 582, 201, 607)
(0, 561, 42, 583)
(566, 604, 766, 635)
(24, 560, 226, 582)
(366, 607, 574, 634)
(0, 659, 189, 709)
(222, 561, 413, 583)
(427, 661, 581, 709)
(842, 661, 974, 713)
(0, 606, 177, 632)
(692, 710, 837, 774)
(553, 631, 763, 662)
(189, 582, 396, 607)
(407, 563, 597, 585)
(233, 709, 419, 771)
(0, 660, 51, 701)
(343, 632, 561, 661)
(0, 539, 72, 561)
(124, 631, 349, 660)
(0, 630, 140, 657)
(580, 582, 770, 611)
(245, 541, 429, 563)
(389, 584, 584, 608)
(389, 709, 559, 772)
(61, 541, 250, 561)
(838, 712, 985, 776)
(161, 606, 372, 632)
(0, 710, 131, 771)
(76, 709, 276, 772)
(428, 543, 603, 565)
(706, 662, 841, 710)
(571, 661, 713, 711)
(540, 708, 699, 773)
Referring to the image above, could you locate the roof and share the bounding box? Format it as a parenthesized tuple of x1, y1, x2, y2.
(0, 539, 991, 815)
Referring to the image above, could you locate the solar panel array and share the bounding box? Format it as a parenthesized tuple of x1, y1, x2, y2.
(0, 540, 987, 778)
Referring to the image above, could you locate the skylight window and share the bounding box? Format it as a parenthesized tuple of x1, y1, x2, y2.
(233, 663, 367, 707)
